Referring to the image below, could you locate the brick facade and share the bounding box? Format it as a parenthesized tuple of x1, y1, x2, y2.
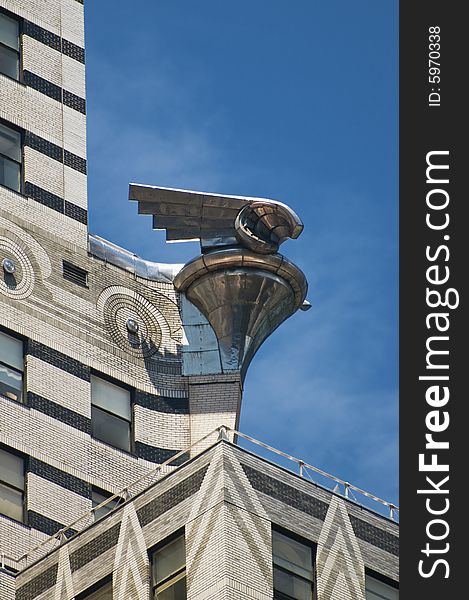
(0, 0, 398, 597)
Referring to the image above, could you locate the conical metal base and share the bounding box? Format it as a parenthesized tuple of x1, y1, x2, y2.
(174, 249, 307, 378)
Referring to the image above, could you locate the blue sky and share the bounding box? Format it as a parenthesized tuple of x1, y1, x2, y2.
(84, 1, 398, 509)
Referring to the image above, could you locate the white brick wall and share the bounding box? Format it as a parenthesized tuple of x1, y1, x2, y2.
(22, 36, 63, 88)
(27, 474, 92, 531)
(64, 165, 87, 209)
(61, 0, 85, 47)
(0, 77, 63, 144)
(134, 405, 190, 450)
(0, 514, 48, 564)
(0, 0, 62, 33)
(189, 380, 241, 452)
(62, 106, 87, 159)
(62, 55, 86, 99)
(27, 356, 91, 417)
(23, 148, 65, 199)
(0, 190, 88, 249)
(0, 570, 16, 600)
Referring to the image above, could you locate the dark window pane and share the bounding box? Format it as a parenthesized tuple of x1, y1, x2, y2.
(273, 531, 313, 581)
(0, 482, 23, 522)
(92, 406, 131, 452)
(0, 363, 23, 402)
(0, 155, 21, 192)
(0, 122, 21, 161)
(0, 44, 19, 79)
(156, 576, 186, 600)
(0, 448, 24, 488)
(91, 375, 131, 420)
(83, 581, 113, 600)
(366, 576, 399, 600)
(273, 566, 312, 600)
(153, 536, 186, 585)
(92, 489, 120, 521)
(0, 13, 19, 50)
(0, 331, 23, 370)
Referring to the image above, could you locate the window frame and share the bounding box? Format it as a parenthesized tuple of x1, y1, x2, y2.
(0, 8, 23, 83)
(272, 526, 316, 600)
(76, 576, 113, 600)
(90, 372, 134, 454)
(0, 327, 26, 404)
(150, 530, 187, 600)
(0, 117, 24, 194)
(91, 486, 122, 522)
(0, 444, 26, 524)
(365, 569, 399, 600)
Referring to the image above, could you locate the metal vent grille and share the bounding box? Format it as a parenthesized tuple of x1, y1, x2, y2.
(62, 260, 88, 287)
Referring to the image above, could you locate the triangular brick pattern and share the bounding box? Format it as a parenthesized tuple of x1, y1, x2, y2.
(186, 445, 272, 600)
(316, 496, 366, 600)
(54, 546, 74, 600)
(112, 503, 150, 600)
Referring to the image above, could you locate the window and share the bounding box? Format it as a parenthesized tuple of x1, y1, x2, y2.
(0, 121, 22, 193)
(91, 375, 132, 452)
(79, 580, 112, 600)
(0, 330, 24, 403)
(273, 530, 314, 600)
(92, 487, 121, 521)
(0, 447, 25, 522)
(151, 534, 187, 599)
(365, 574, 399, 600)
(0, 11, 20, 80)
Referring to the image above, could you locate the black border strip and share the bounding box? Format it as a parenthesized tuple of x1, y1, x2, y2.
(400, 3, 464, 595)
(23, 20, 85, 64)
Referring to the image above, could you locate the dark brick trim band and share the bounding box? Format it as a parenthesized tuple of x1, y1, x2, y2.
(64, 149, 87, 174)
(23, 20, 85, 64)
(242, 463, 329, 521)
(27, 510, 77, 537)
(137, 465, 209, 526)
(16, 564, 58, 600)
(28, 457, 91, 499)
(23, 70, 61, 101)
(24, 131, 87, 174)
(25, 181, 63, 212)
(135, 441, 189, 466)
(24, 131, 60, 162)
(65, 201, 88, 224)
(63, 89, 86, 114)
(28, 392, 91, 434)
(23, 71, 86, 114)
(25, 182, 88, 225)
(350, 516, 399, 556)
(242, 463, 399, 555)
(18, 465, 207, 595)
(134, 391, 189, 414)
(26, 340, 91, 381)
(70, 524, 120, 571)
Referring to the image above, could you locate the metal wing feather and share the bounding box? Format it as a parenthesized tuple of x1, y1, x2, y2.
(129, 183, 303, 252)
